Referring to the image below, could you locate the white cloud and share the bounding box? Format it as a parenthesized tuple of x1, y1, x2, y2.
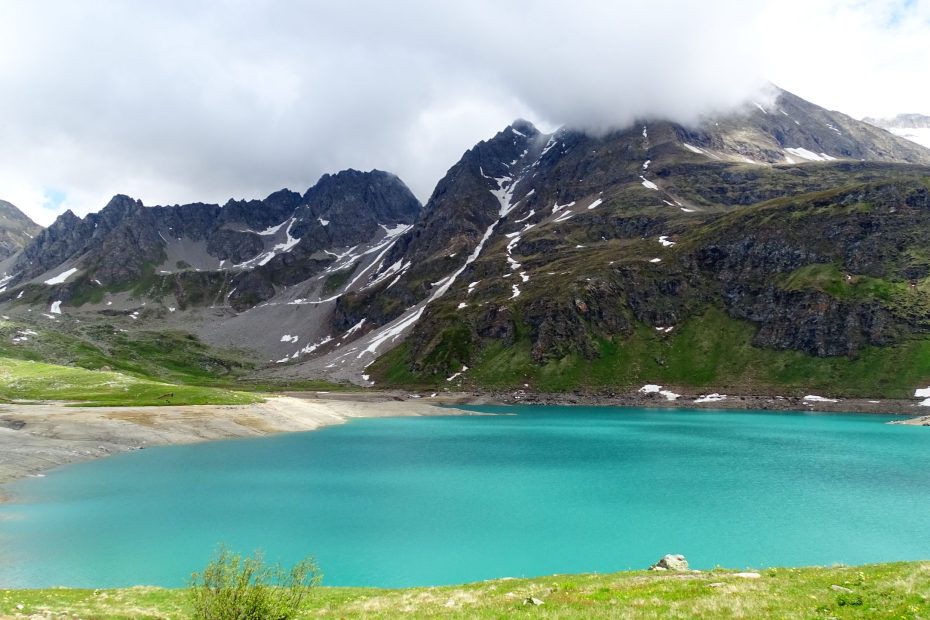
(759, 0, 930, 119)
(0, 0, 927, 226)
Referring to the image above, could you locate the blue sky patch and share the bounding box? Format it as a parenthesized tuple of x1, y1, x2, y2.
(42, 188, 67, 211)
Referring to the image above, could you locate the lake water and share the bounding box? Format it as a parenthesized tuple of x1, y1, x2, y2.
(2, 406, 930, 589)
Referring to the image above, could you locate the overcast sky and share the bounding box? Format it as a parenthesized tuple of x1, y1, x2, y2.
(1, 0, 929, 225)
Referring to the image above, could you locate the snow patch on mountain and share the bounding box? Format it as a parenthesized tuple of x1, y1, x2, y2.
(785, 147, 837, 162)
(236, 218, 301, 268)
(639, 384, 680, 400)
(256, 220, 288, 236)
(44, 267, 79, 285)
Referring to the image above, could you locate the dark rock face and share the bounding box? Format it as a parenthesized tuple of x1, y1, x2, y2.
(89, 216, 166, 285)
(730, 288, 898, 356)
(295, 169, 420, 243)
(206, 230, 264, 264)
(335, 122, 547, 330)
(689, 181, 930, 356)
(395, 122, 541, 265)
(228, 270, 276, 311)
(524, 296, 599, 361)
(476, 305, 517, 346)
(14, 195, 147, 283)
(218, 189, 302, 230)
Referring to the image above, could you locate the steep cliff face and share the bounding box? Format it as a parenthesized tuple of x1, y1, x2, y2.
(697, 178, 930, 351)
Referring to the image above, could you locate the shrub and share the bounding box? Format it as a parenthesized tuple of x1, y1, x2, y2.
(188, 547, 321, 620)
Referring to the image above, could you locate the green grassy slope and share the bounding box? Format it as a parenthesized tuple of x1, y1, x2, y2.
(373, 307, 930, 397)
(2, 562, 928, 618)
(0, 318, 253, 385)
(0, 357, 260, 406)
(0, 318, 348, 393)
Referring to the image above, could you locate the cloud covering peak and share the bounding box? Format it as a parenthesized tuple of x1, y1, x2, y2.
(0, 0, 928, 224)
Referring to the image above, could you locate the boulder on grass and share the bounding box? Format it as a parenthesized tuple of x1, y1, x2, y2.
(649, 554, 689, 571)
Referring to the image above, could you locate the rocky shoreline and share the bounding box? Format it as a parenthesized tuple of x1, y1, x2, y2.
(470, 391, 929, 417)
(298, 388, 930, 417)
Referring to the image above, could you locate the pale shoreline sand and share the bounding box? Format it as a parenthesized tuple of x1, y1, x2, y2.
(0, 395, 472, 494)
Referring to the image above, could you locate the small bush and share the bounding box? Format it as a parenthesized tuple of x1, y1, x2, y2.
(189, 547, 321, 620)
(836, 593, 864, 607)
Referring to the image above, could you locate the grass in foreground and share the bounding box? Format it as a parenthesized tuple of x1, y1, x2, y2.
(1, 562, 929, 618)
(0, 357, 261, 406)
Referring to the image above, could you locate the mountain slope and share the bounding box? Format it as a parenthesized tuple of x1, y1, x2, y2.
(0, 200, 41, 262)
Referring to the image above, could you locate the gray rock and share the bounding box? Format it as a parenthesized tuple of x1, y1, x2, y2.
(649, 554, 689, 571)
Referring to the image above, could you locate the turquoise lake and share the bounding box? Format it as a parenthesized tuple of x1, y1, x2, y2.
(2, 406, 930, 588)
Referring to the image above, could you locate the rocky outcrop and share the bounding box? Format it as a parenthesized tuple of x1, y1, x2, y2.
(691, 180, 930, 356)
(649, 554, 690, 571)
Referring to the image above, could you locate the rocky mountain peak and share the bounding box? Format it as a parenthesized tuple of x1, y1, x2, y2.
(0, 199, 41, 260)
(0, 199, 36, 224)
(53, 209, 81, 227)
(509, 119, 539, 138)
(301, 169, 420, 225)
(104, 194, 144, 209)
(264, 188, 303, 205)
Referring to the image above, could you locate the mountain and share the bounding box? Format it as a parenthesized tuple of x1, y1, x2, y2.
(271, 86, 930, 394)
(0, 200, 41, 262)
(0, 170, 420, 359)
(4, 86, 930, 397)
(864, 114, 930, 150)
